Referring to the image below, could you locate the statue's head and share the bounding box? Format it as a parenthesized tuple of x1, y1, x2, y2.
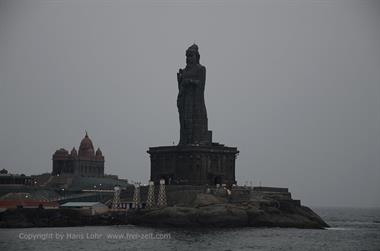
(186, 44, 200, 66)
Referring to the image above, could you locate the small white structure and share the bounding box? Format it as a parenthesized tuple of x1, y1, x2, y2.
(146, 180, 155, 208)
(112, 186, 121, 210)
(157, 179, 167, 208)
(132, 183, 141, 209)
(60, 202, 108, 215)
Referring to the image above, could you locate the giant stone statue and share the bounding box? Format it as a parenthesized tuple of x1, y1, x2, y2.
(177, 44, 211, 145)
(148, 44, 238, 186)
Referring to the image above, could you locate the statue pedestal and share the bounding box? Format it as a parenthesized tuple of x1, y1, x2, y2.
(148, 144, 239, 185)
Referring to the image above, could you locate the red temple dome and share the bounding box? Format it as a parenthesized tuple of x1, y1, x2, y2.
(54, 148, 69, 156)
(53, 148, 69, 160)
(52, 131, 105, 177)
(70, 147, 78, 157)
(95, 148, 103, 156)
(95, 147, 104, 161)
(78, 132, 95, 158)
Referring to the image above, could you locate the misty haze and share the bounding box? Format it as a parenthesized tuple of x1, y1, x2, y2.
(0, 0, 379, 209)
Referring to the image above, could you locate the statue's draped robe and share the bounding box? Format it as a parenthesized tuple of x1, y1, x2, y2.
(177, 64, 209, 145)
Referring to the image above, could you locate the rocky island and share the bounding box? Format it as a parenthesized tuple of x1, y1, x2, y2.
(127, 186, 328, 229)
(137, 44, 328, 229)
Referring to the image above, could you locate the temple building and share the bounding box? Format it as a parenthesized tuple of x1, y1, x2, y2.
(52, 132, 105, 177)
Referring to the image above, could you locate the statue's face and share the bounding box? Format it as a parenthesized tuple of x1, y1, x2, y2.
(186, 50, 197, 66)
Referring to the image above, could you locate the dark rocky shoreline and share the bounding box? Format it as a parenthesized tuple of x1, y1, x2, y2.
(0, 208, 127, 228)
(126, 189, 329, 229)
(127, 200, 329, 229)
(0, 203, 328, 229)
(0, 192, 329, 229)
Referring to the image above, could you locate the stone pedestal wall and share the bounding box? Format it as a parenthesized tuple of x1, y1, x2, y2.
(148, 144, 238, 186)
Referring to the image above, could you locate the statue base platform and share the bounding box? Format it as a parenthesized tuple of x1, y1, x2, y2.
(147, 143, 239, 186)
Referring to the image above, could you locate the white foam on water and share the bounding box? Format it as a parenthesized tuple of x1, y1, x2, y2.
(326, 227, 353, 231)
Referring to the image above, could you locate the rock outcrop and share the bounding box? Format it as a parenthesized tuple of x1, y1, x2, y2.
(128, 193, 329, 229)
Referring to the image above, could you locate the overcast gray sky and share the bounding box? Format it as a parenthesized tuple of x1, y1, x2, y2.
(0, 0, 379, 207)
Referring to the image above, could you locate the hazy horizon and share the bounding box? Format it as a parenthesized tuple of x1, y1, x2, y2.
(0, 0, 379, 208)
